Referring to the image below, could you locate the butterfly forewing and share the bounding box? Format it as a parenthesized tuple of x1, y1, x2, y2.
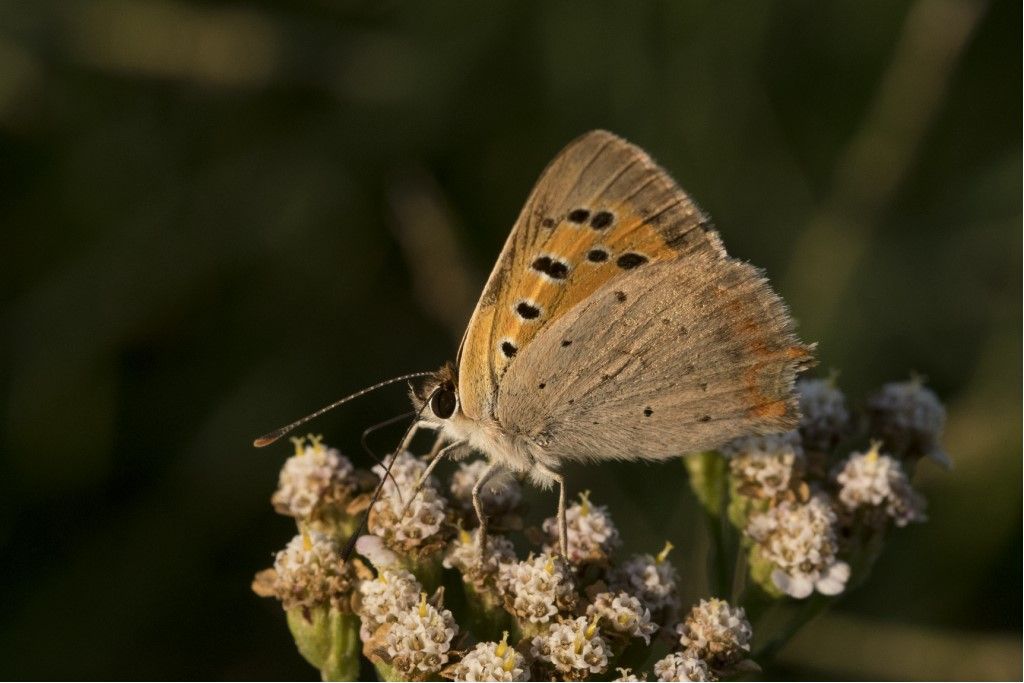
(458, 130, 725, 419)
(495, 256, 814, 462)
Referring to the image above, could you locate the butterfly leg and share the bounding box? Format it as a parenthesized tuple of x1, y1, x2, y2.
(535, 462, 568, 558)
(399, 439, 469, 522)
(471, 460, 500, 558)
(400, 420, 438, 452)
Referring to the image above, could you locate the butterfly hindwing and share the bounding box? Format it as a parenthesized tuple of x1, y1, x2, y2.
(495, 256, 814, 462)
(458, 130, 724, 420)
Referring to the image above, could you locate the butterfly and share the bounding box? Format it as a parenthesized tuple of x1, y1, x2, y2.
(255, 130, 814, 559)
(403, 130, 814, 555)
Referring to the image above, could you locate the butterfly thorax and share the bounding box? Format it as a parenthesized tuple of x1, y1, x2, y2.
(411, 362, 557, 486)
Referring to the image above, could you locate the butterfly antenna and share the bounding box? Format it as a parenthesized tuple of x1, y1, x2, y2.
(341, 389, 439, 562)
(252, 372, 433, 448)
(360, 411, 415, 500)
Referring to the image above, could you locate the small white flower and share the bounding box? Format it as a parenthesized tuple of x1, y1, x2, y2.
(586, 591, 658, 644)
(443, 528, 517, 594)
(835, 443, 927, 527)
(866, 378, 949, 467)
(450, 460, 522, 514)
(272, 435, 354, 518)
(797, 378, 850, 453)
(497, 553, 577, 625)
(724, 431, 804, 500)
(372, 450, 434, 494)
(612, 667, 647, 682)
(610, 542, 680, 613)
(385, 592, 459, 678)
(746, 496, 850, 599)
(530, 616, 611, 677)
(676, 598, 752, 667)
(451, 631, 530, 682)
(271, 530, 355, 610)
(542, 491, 621, 563)
(653, 652, 711, 682)
(357, 567, 421, 640)
(368, 452, 449, 552)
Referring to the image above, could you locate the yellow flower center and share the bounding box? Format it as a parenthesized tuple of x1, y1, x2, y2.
(584, 615, 600, 639)
(656, 540, 674, 564)
(301, 529, 313, 552)
(544, 557, 555, 575)
(495, 631, 509, 658)
(307, 433, 325, 453)
(578, 490, 592, 516)
(418, 592, 428, 618)
(290, 436, 306, 456)
(866, 440, 883, 464)
(502, 654, 516, 672)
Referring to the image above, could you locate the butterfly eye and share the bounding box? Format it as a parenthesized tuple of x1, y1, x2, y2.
(430, 386, 457, 419)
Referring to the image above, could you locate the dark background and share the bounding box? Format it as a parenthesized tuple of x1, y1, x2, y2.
(1, 0, 1020, 679)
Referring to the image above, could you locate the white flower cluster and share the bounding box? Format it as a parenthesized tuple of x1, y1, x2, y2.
(357, 566, 421, 639)
(835, 444, 927, 527)
(586, 591, 658, 644)
(498, 553, 577, 624)
(612, 668, 646, 682)
(611, 543, 680, 613)
(368, 451, 448, 551)
(676, 598, 752, 667)
(652, 652, 711, 682)
(867, 379, 949, 466)
(797, 378, 850, 453)
(271, 435, 354, 518)
(449, 460, 522, 514)
(271, 530, 353, 610)
(450, 632, 529, 682)
(746, 495, 850, 599)
(725, 431, 804, 500)
(542, 491, 621, 563)
(384, 593, 459, 678)
(530, 616, 610, 677)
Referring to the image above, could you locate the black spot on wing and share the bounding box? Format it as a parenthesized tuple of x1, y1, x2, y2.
(614, 291, 627, 303)
(531, 255, 569, 280)
(500, 341, 517, 358)
(616, 253, 648, 270)
(587, 248, 608, 263)
(644, 407, 653, 417)
(516, 301, 541, 320)
(590, 211, 614, 229)
(547, 261, 568, 279)
(567, 208, 590, 223)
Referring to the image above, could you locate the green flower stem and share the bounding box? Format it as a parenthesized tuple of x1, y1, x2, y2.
(286, 606, 361, 682)
(373, 661, 403, 682)
(460, 582, 512, 643)
(753, 593, 834, 662)
(706, 512, 735, 598)
(404, 553, 443, 594)
(682, 451, 736, 598)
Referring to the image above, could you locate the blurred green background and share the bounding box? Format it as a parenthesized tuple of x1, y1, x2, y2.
(1, 0, 1019, 679)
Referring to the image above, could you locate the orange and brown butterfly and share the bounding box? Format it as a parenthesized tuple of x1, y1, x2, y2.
(407, 130, 814, 555)
(255, 130, 814, 558)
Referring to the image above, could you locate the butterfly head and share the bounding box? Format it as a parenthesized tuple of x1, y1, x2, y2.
(410, 361, 462, 425)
